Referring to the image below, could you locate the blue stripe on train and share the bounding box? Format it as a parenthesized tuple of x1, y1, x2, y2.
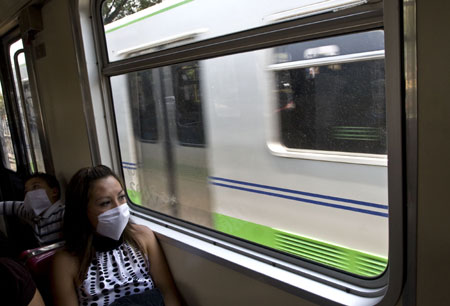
(122, 165, 137, 170)
(122, 161, 137, 166)
(209, 176, 388, 209)
(209, 176, 388, 218)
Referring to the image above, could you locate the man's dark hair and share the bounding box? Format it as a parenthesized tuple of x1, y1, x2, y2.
(25, 172, 61, 200)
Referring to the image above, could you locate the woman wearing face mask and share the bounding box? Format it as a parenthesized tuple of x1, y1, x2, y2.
(51, 165, 181, 306)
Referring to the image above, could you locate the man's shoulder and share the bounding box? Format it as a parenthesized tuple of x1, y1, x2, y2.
(53, 199, 64, 208)
(0, 200, 24, 205)
(40, 200, 64, 219)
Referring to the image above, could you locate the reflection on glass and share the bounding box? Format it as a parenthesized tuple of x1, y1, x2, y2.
(102, 0, 162, 25)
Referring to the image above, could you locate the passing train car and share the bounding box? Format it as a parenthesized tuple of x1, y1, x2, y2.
(105, 0, 388, 278)
(0, 0, 449, 305)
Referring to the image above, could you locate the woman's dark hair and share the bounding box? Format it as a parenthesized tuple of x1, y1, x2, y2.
(63, 165, 145, 283)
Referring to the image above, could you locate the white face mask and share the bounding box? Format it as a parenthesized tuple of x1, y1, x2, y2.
(23, 189, 53, 216)
(96, 204, 130, 240)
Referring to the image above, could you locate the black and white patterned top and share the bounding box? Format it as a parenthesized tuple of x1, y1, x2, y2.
(77, 240, 155, 306)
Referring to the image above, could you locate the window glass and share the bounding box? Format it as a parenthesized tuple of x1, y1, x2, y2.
(101, 0, 367, 62)
(272, 31, 386, 154)
(173, 62, 204, 146)
(9, 40, 45, 173)
(111, 31, 388, 277)
(0, 84, 17, 171)
(129, 70, 159, 142)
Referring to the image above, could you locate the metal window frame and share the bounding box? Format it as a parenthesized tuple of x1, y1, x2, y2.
(0, 47, 20, 171)
(0, 30, 30, 173)
(0, 31, 55, 175)
(12, 44, 55, 175)
(21, 34, 55, 175)
(13, 49, 38, 170)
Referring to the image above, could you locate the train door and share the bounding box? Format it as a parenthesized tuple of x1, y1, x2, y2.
(166, 62, 211, 227)
(111, 61, 212, 227)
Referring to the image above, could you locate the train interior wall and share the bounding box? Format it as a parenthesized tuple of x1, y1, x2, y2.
(28, 0, 92, 184)
(416, 0, 450, 304)
(0, 0, 449, 305)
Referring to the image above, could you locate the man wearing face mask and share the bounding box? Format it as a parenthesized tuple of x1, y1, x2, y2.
(0, 173, 64, 249)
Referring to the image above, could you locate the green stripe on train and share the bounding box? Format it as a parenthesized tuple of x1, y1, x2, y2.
(127, 189, 142, 205)
(105, 0, 194, 33)
(213, 213, 387, 277)
(124, 190, 387, 277)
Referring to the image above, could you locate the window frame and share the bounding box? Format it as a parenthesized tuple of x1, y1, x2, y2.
(12, 49, 39, 171)
(74, 0, 407, 303)
(0, 31, 33, 173)
(0, 30, 55, 175)
(0, 79, 18, 171)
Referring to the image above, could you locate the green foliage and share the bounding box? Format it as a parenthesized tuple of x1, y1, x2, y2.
(102, 0, 162, 25)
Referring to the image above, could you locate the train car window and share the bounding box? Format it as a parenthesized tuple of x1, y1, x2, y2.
(172, 62, 205, 146)
(128, 70, 159, 142)
(94, 0, 392, 291)
(109, 44, 388, 278)
(271, 30, 386, 156)
(9, 40, 45, 173)
(100, 0, 367, 62)
(0, 85, 17, 171)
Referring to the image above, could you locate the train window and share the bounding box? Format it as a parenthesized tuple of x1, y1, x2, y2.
(109, 42, 388, 278)
(128, 70, 159, 142)
(100, 0, 368, 62)
(0, 85, 17, 171)
(172, 62, 205, 146)
(93, 0, 393, 293)
(271, 31, 386, 156)
(127, 62, 203, 146)
(9, 40, 45, 173)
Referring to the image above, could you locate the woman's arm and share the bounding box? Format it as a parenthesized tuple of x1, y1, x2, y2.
(28, 287, 45, 306)
(134, 224, 182, 306)
(51, 250, 79, 306)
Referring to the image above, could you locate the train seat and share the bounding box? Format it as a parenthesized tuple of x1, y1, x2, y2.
(19, 241, 65, 305)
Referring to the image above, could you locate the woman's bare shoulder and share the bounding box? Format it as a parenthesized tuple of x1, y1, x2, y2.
(131, 223, 155, 236)
(130, 223, 157, 245)
(53, 249, 79, 271)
